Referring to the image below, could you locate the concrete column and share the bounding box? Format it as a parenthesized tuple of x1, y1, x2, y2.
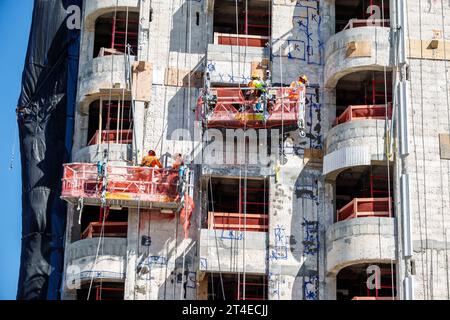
(124, 208, 139, 300)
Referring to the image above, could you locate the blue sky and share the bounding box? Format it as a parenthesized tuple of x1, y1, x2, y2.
(0, 1, 33, 299)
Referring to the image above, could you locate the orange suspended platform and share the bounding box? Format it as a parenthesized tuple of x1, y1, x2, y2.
(61, 163, 181, 209)
(196, 87, 305, 129)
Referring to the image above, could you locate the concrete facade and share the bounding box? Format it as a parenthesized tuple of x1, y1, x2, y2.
(60, 0, 450, 301)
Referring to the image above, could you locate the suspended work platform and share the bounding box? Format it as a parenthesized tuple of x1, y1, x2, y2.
(61, 163, 181, 210)
(196, 86, 306, 130)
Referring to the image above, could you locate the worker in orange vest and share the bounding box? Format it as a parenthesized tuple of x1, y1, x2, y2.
(141, 150, 163, 168)
(289, 74, 309, 99)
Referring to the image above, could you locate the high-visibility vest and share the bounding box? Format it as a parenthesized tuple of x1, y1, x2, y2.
(141, 156, 162, 168)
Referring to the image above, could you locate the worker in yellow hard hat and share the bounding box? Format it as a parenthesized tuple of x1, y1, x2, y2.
(247, 73, 266, 112)
(289, 74, 309, 100)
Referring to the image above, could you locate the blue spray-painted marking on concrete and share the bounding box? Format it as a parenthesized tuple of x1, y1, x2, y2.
(303, 274, 319, 300)
(221, 230, 245, 240)
(302, 219, 319, 256)
(200, 258, 208, 270)
(270, 226, 288, 261)
(273, 0, 323, 65)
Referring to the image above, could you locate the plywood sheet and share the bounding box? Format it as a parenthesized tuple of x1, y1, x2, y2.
(346, 41, 372, 58)
(132, 61, 153, 102)
(165, 68, 204, 88)
(439, 133, 450, 160)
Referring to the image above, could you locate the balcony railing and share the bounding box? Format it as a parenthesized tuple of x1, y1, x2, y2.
(61, 163, 180, 207)
(337, 197, 392, 222)
(208, 212, 268, 232)
(214, 32, 270, 48)
(352, 296, 395, 300)
(343, 19, 391, 30)
(197, 87, 304, 129)
(88, 129, 133, 146)
(334, 104, 392, 126)
(81, 222, 128, 239)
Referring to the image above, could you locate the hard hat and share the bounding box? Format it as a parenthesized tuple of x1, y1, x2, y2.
(299, 74, 308, 83)
(149, 150, 156, 156)
(251, 73, 260, 79)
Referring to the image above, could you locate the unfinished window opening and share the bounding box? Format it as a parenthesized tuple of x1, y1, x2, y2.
(213, 0, 270, 47)
(77, 282, 125, 300)
(80, 206, 128, 240)
(87, 98, 133, 146)
(334, 71, 392, 125)
(94, 11, 139, 58)
(335, 165, 394, 222)
(335, 0, 390, 32)
(336, 263, 396, 300)
(207, 177, 269, 232)
(208, 274, 267, 300)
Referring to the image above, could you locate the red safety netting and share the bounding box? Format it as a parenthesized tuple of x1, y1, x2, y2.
(196, 87, 304, 129)
(334, 103, 393, 126)
(61, 163, 180, 204)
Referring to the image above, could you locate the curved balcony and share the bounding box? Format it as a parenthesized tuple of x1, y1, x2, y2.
(84, 0, 139, 31)
(78, 55, 136, 111)
(324, 26, 392, 88)
(323, 118, 388, 178)
(65, 238, 127, 284)
(325, 217, 396, 275)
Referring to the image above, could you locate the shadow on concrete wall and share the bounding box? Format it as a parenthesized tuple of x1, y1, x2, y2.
(169, 0, 207, 54)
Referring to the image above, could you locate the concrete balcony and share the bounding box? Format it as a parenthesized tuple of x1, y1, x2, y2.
(199, 229, 268, 275)
(207, 42, 270, 85)
(324, 26, 392, 88)
(84, 0, 139, 30)
(325, 217, 396, 275)
(65, 238, 127, 285)
(72, 143, 132, 164)
(78, 55, 136, 111)
(323, 119, 388, 177)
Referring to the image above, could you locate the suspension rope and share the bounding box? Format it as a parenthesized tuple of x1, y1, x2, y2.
(439, 0, 450, 299)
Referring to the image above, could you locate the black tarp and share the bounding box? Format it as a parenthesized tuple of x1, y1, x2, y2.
(17, 0, 81, 300)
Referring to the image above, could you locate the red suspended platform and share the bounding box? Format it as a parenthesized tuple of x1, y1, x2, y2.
(61, 163, 181, 209)
(196, 87, 305, 129)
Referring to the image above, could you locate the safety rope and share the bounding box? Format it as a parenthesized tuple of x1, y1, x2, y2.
(379, 0, 395, 299)
(439, 0, 450, 299)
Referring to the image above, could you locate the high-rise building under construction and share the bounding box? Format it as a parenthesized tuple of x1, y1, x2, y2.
(16, 0, 450, 300)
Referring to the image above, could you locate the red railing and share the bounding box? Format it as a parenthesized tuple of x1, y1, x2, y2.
(208, 212, 268, 232)
(197, 87, 304, 129)
(337, 197, 392, 222)
(61, 163, 180, 205)
(81, 222, 128, 239)
(95, 286, 124, 301)
(88, 129, 133, 146)
(237, 282, 267, 301)
(352, 296, 395, 300)
(334, 104, 392, 126)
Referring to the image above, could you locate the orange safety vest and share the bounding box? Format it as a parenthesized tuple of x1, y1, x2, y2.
(141, 155, 162, 168)
(289, 81, 305, 99)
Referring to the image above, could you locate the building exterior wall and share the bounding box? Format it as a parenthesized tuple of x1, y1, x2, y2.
(61, 0, 450, 301)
